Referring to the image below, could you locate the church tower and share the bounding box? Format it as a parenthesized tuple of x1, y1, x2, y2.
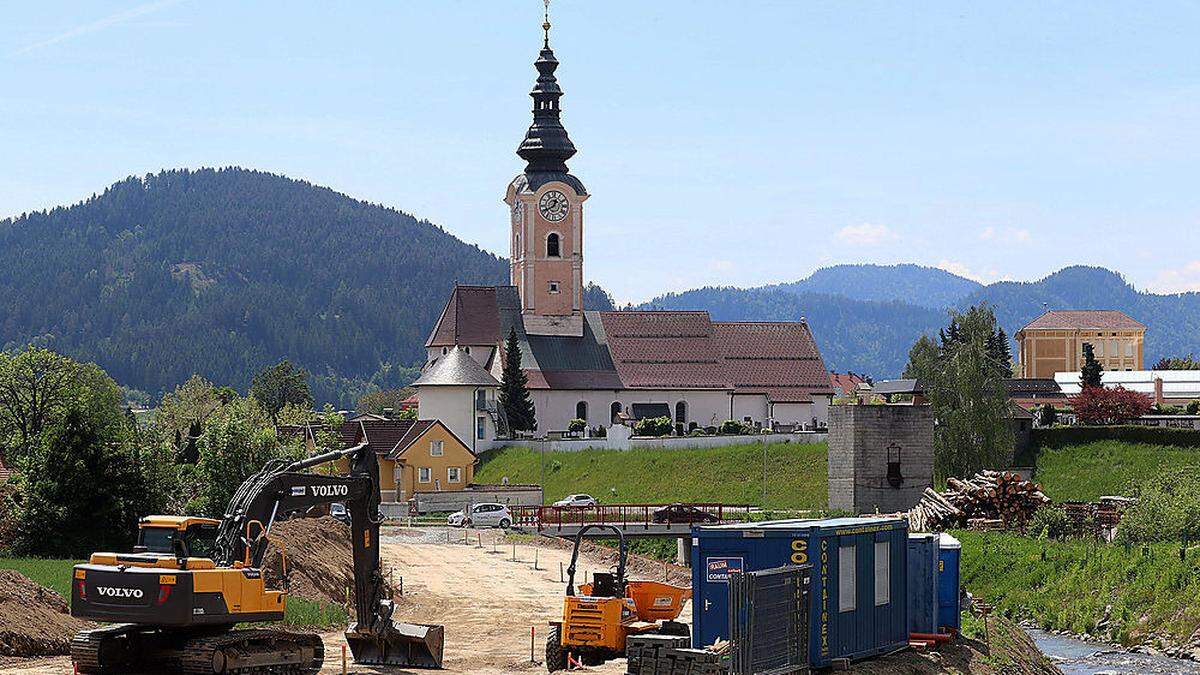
(504, 1, 588, 337)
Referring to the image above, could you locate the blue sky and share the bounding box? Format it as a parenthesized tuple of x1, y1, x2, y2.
(4, 1, 1200, 303)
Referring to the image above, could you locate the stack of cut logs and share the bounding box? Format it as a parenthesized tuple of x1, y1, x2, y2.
(907, 470, 1050, 532)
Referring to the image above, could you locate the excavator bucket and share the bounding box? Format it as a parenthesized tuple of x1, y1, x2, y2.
(346, 621, 445, 668)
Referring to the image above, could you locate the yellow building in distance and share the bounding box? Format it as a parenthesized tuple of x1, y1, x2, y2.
(1015, 310, 1146, 379)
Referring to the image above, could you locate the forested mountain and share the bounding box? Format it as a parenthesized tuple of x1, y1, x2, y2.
(643, 266, 1200, 379)
(0, 168, 509, 406)
(766, 264, 982, 309)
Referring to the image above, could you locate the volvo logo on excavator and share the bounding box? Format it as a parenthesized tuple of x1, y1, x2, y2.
(97, 586, 144, 599)
(310, 485, 349, 497)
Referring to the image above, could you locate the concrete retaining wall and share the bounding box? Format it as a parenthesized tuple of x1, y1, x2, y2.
(490, 430, 826, 453)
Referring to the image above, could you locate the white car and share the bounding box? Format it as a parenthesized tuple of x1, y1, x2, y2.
(447, 503, 513, 529)
(553, 494, 598, 508)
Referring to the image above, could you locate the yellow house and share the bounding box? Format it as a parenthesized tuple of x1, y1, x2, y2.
(291, 418, 477, 503)
(1015, 310, 1146, 379)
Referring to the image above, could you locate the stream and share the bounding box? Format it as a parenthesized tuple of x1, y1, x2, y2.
(1028, 629, 1200, 674)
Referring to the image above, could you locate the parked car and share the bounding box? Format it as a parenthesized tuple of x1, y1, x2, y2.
(447, 503, 513, 529)
(652, 503, 719, 524)
(329, 502, 350, 525)
(552, 494, 598, 508)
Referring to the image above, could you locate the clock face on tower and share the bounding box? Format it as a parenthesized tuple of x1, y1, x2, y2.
(538, 190, 569, 222)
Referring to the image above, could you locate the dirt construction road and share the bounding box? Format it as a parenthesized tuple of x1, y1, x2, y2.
(0, 527, 683, 675)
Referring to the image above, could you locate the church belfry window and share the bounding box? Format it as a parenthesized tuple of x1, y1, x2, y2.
(547, 233, 561, 258)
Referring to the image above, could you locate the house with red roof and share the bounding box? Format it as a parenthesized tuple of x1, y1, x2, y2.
(414, 22, 834, 443)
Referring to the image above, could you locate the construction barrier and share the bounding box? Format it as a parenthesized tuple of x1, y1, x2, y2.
(728, 565, 811, 675)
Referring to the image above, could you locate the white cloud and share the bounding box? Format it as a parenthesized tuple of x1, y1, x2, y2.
(1149, 261, 1200, 294)
(979, 226, 996, 240)
(835, 223, 896, 246)
(709, 259, 735, 273)
(936, 260, 1010, 284)
(1012, 228, 1032, 244)
(12, 0, 185, 56)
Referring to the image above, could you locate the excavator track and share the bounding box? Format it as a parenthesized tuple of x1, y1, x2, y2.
(71, 623, 139, 674)
(71, 625, 323, 674)
(180, 628, 324, 675)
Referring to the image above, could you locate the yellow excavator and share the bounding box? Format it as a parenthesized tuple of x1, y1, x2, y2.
(69, 441, 443, 674)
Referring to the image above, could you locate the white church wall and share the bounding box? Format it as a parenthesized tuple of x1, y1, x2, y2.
(416, 385, 496, 453)
(731, 395, 770, 426)
(529, 389, 734, 432)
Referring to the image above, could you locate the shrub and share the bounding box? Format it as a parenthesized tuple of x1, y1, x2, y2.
(1033, 425, 1200, 450)
(1152, 403, 1186, 416)
(1116, 466, 1200, 545)
(1188, 400, 1200, 415)
(1027, 505, 1072, 540)
(719, 420, 750, 435)
(567, 418, 586, 433)
(633, 416, 673, 437)
(1069, 386, 1152, 425)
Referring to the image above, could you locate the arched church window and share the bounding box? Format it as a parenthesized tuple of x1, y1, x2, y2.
(547, 233, 561, 257)
(610, 402, 622, 424)
(675, 401, 687, 425)
(576, 401, 588, 422)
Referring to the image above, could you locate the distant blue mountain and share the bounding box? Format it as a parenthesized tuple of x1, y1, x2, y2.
(640, 264, 1200, 379)
(766, 264, 982, 309)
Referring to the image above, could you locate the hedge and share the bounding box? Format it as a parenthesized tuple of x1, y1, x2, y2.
(1033, 425, 1200, 450)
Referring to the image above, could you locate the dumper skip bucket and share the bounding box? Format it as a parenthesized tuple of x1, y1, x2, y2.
(346, 620, 445, 668)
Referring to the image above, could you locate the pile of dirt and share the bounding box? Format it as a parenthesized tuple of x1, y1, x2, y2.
(262, 516, 354, 606)
(0, 570, 92, 657)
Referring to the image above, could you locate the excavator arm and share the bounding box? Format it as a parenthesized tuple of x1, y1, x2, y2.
(211, 441, 444, 668)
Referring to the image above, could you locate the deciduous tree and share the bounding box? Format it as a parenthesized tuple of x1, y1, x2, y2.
(250, 360, 313, 425)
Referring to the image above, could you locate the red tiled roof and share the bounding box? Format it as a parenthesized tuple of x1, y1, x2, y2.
(426, 286, 502, 347)
(830, 372, 868, 396)
(600, 311, 731, 389)
(714, 322, 834, 402)
(1020, 310, 1145, 332)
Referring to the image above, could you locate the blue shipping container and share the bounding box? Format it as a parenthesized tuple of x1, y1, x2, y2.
(937, 533, 962, 631)
(692, 517, 909, 668)
(906, 534, 938, 634)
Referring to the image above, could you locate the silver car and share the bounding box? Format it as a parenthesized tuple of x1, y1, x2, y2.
(447, 503, 513, 529)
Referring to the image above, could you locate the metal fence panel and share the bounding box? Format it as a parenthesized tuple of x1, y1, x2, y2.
(729, 564, 811, 675)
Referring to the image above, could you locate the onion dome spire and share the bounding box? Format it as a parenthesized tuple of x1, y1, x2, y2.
(516, 0, 577, 174)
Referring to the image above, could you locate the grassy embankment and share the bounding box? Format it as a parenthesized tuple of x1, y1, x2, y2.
(957, 530, 1200, 647)
(475, 441, 829, 510)
(0, 557, 347, 628)
(1033, 439, 1200, 502)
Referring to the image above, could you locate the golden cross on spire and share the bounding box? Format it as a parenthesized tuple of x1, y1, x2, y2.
(542, 0, 552, 47)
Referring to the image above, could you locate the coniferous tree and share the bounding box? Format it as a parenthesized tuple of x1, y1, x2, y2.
(499, 329, 536, 432)
(987, 327, 1014, 378)
(1080, 343, 1104, 389)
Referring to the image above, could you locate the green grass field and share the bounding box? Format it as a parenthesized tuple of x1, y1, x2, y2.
(475, 441, 828, 510)
(0, 557, 346, 628)
(1033, 440, 1200, 501)
(957, 530, 1200, 646)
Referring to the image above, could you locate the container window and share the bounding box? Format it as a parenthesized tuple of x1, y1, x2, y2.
(874, 541, 890, 606)
(838, 544, 856, 612)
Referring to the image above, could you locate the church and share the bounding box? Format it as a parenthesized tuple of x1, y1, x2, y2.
(416, 10, 833, 448)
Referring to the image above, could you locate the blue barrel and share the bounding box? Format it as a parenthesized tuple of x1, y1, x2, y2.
(906, 534, 938, 634)
(937, 533, 962, 632)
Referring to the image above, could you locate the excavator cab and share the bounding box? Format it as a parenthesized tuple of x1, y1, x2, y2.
(134, 516, 219, 558)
